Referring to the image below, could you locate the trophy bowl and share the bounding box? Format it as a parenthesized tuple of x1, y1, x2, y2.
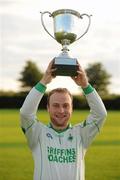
(52, 9, 79, 45)
(40, 9, 92, 76)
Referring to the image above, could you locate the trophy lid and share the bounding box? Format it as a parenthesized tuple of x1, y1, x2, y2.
(51, 9, 80, 18)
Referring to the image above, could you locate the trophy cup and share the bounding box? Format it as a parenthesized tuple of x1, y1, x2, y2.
(40, 9, 92, 76)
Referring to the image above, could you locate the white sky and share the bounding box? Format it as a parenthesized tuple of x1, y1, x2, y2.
(0, 0, 120, 94)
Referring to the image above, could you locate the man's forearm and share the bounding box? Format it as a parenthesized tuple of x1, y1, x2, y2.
(20, 82, 46, 118)
(84, 86, 107, 127)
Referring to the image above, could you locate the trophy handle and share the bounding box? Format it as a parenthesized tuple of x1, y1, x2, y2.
(76, 14, 92, 41)
(40, 11, 56, 40)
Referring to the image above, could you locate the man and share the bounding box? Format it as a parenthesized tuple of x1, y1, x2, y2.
(20, 60, 107, 180)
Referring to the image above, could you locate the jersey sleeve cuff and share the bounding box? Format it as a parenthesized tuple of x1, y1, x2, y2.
(35, 82, 47, 93)
(82, 84, 94, 95)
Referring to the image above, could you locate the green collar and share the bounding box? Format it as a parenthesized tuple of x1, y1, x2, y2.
(47, 123, 72, 133)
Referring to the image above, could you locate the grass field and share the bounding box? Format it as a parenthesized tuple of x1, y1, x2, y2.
(0, 109, 120, 180)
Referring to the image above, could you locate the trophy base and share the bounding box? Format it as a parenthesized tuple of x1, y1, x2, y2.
(52, 57, 78, 76)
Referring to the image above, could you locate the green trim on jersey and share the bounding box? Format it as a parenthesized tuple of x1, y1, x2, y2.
(82, 84, 94, 95)
(47, 123, 72, 133)
(35, 82, 46, 93)
(21, 121, 35, 134)
(82, 119, 100, 132)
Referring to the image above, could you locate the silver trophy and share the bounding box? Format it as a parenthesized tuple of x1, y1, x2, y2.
(40, 9, 92, 76)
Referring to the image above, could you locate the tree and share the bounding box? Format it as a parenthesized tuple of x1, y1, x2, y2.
(19, 60, 43, 91)
(85, 62, 111, 96)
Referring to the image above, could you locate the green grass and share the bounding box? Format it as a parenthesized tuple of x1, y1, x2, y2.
(0, 110, 120, 180)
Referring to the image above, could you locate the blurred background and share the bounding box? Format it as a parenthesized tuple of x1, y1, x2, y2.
(0, 0, 120, 95)
(0, 0, 120, 180)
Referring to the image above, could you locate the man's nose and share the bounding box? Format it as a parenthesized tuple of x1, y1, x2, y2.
(58, 106, 64, 113)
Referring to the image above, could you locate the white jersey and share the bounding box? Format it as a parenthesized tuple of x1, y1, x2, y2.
(20, 84, 107, 180)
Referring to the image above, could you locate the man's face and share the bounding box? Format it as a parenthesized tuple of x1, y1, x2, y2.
(47, 92, 73, 129)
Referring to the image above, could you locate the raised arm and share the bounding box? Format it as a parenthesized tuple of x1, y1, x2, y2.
(20, 60, 56, 133)
(80, 86, 107, 149)
(72, 61, 107, 148)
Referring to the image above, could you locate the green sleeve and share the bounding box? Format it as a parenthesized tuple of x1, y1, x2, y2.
(82, 84, 94, 95)
(35, 82, 47, 93)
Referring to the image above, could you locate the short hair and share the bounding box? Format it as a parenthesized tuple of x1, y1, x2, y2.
(47, 88, 73, 105)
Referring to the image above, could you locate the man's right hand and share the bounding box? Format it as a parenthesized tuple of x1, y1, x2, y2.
(40, 59, 56, 86)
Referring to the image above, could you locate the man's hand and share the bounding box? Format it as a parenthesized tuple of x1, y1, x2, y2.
(72, 61, 89, 88)
(40, 60, 56, 86)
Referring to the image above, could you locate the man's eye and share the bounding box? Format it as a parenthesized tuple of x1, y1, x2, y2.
(63, 104, 69, 108)
(53, 104, 59, 108)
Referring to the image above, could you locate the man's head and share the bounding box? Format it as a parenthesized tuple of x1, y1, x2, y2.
(47, 88, 73, 130)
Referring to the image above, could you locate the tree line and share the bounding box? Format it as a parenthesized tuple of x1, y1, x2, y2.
(18, 60, 111, 97)
(0, 60, 120, 109)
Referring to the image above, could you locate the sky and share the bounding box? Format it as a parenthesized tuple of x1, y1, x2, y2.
(0, 0, 120, 94)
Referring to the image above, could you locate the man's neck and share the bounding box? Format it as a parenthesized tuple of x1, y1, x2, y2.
(48, 123, 71, 133)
